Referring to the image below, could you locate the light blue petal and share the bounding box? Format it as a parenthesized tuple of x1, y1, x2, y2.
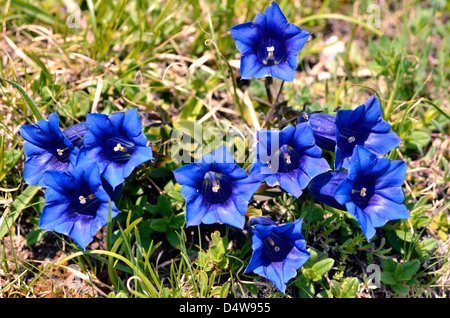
(269, 62, 296, 82)
(363, 131, 402, 157)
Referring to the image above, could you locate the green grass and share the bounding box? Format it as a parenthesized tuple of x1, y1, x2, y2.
(0, 0, 449, 298)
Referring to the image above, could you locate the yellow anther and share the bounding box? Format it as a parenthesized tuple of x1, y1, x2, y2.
(352, 187, 367, 197)
(57, 149, 64, 156)
(212, 181, 221, 193)
(267, 46, 274, 60)
(348, 136, 356, 143)
(79, 196, 86, 204)
(114, 143, 127, 152)
(360, 187, 367, 197)
(266, 237, 275, 246)
(284, 153, 291, 164)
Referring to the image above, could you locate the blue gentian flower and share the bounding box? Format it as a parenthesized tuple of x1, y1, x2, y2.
(20, 112, 77, 187)
(334, 95, 402, 170)
(173, 145, 262, 229)
(39, 164, 122, 250)
(250, 123, 331, 198)
(298, 112, 337, 152)
(244, 216, 310, 293)
(309, 145, 410, 240)
(230, 1, 310, 82)
(77, 108, 154, 189)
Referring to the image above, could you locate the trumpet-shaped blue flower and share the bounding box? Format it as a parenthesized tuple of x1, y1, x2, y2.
(334, 95, 402, 170)
(298, 112, 337, 152)
(309, 145, 410, 240)
(20, 112, 78, 187)
(251, 123, 331, 198)
(245, 216, 310, 293)
(77, 108, 154, 189)
(230, 1, 310, 82)
(39, 164, 122, 250)
(173, 145, 261, 229)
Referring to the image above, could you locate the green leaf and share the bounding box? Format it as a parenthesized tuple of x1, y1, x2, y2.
(0, 185, 40, 239)
(382, 258, 397, 272)
(1, 78, 43, 121)
(310, 258, 334, 282)
(419, 238, 438, 252)
(157, 195, 172, 217)
(340, 278, 360, 298)
(166, 229, 181, 249)
(391, 282, 410, 296)
(26, 228, 47, 246)
(380, 272, 398, 285)
(401, 260, 421, 278)
(220, 282, 230, 298)
(149, 218, 168, 232)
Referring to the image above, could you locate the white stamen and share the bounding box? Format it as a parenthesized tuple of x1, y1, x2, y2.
(352, 187, 367, 197)
(274, 246, 280, 252)
(348, 136, 356, 143)
(114, 143, 127, 152)
(212, 183, 221, 193)
(267, 46, 274, 60)
(360, 187, 367, 197)
(284, 153, 291, 164)
(57, 149, 64, 156)
(79, 196, 86, 204)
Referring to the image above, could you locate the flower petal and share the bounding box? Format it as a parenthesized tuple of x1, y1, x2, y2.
(230, 22, 261, 48)
(265, 1, 288, 38)
(123, 145, 153, 178)
(269, 62, 296, 82)
(284, 30, 310, 69)
(308, 171, 348, 210)
(366, 194, 410, 228)
(122, 108, 148, 146)
(363, 131, 402, 157)
(173, 162, 208, 189)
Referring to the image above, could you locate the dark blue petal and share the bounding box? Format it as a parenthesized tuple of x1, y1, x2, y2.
(269, 62, 296, 82)
(334, 177, 354, 206)
(291, 122, 321, 157)
(375, 160, 407, 191)
(349, 146, 391, 178)
(284, 30, 310, 69)
(352, 95, 383, 128)
(102, 161, 127, 190)
(240, 54, 265, 79)
(20, 112, 69, 148)
(230, 22, 261, 48)
(346, 202, 376, 240)
(62, 122, 87, 148)
(86, 112, 123, 139)
(265, 1, 288, 38)
(299, 156, 331, 182)
(309, 171, 348, 210)
(173, 162, 208, 188)
(282, 23, 302, 40)
(202, 199, 246, 229)
(123, 145, 153, 179)
(366, 194, 410, 227)
(300, 112, 337, 152)
(122, 108, 148, 146)
(184, 190, 208, 227)
(363, 131, 402, 157)
(253, 65, 272, 79)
